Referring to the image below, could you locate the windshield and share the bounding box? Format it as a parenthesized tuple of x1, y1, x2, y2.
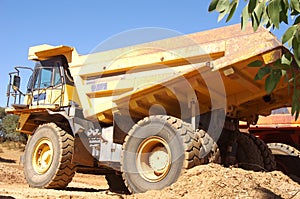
(28, 59, 63, 92)
(33, 66, 61, 89)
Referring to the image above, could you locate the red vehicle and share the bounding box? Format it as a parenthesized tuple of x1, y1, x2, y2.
(248, 107, 300, 182)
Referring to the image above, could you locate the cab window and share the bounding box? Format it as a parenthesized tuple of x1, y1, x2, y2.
(40, 68, 52, 88)
(33, 66, 62, 90)
(53, 63, 62, 86)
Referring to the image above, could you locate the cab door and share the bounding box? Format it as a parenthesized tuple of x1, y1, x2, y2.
(30, 62, 64, 107)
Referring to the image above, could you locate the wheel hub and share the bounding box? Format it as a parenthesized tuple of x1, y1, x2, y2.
(32, 139, 54, 174)
(136, 136, 171, 182)
(149, 147, 169, 173)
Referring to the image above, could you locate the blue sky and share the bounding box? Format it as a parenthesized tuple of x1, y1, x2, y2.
(0, 1, 287, 107)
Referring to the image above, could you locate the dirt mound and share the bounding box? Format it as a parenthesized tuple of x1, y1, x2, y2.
(132, 164, 300, 199)
(1, 142, 300, 199)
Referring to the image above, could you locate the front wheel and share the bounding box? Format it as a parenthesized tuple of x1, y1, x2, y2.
(24, 123, 76, 189)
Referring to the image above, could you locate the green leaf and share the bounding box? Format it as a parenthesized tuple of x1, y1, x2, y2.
(216, 0, 230, 12)
(294, 109, 299, 120)
(279, 10, 288, 24)
(208, 0, 219, 12)
(273, 58, 282, 67)
(265, 20, 272, 29)
(267, 0, 281, 29)
(218, 10, 228, 22)
(226, 1, 238, 22)
(260, 1, 269, 26)
(291, 9, 300, 16)
(294, 27, 300, 42)
(241, 5, 250, 30)
(254, 66, 271, 80)
(265, 70, 281, 93)
(282, 0, 289, 8)
(293, 15, 300, 25)
(254, 1, 264, 21)
(294, 56, 300, 67)
(248, 60, 264, 67)
(288, 35, 294, 47)
(291, 0, 300, 13)
(292, 36, 299, 52)
(281, 69, 287, 77)
(251, 13, 259, 31)
(281, 53, 293, 65)
(292, 91, 300, 120)
(265, 75, 275, 93)
(279, 0, 289, 24)
(296, 30, 300, 43)
(282, 25, 297, 44)
(292, 36, 300, 65)
(251, 1, 264, 31)
(248, 0, 257, 13)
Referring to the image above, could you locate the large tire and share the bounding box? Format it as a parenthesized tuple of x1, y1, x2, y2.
(195, 129, 221, 164)
(218, 132, 274, 171)
(247, 134, 276, 171)
(24, 123, 76, 189)
(120, 115, 201, 193)
(236, 132, 265, 171)
(267, 143, 300, 183)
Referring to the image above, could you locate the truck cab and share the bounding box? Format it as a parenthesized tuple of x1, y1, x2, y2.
(25, 56, 72, 107)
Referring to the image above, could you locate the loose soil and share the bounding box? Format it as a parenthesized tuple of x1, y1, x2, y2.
(0, 142, 299, 199)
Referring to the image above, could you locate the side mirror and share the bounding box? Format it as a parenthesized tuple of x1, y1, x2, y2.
(12, 75, 21, 91)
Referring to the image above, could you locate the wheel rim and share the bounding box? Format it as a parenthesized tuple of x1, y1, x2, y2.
(32, 138, 54, 174)
(136, 136, 171, 182)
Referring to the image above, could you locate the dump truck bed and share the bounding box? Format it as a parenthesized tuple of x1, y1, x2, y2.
(29, 24, 292, 124)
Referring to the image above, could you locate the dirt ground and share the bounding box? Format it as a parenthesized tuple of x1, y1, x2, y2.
(0, 142, 300, 199)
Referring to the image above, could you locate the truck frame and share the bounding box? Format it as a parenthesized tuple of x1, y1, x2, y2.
(5, 24, 294, 193)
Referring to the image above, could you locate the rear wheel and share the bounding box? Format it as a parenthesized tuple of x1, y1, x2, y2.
(236, 132, 265, 171)
(248, 134, 276, 171)
(120, 115, 202, 193)
(267, 143, 300, 183)
(218, 131, 269, 171)
(24, 123, 76, 189)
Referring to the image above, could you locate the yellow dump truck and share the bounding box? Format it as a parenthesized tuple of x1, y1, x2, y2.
(5, 24, 292, 193)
